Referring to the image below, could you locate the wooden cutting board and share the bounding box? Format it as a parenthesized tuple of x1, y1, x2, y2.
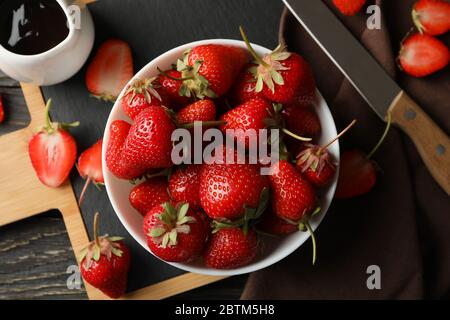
(0, 0, 283, 299)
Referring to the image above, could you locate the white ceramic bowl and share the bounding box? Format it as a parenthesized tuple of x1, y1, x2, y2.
(102, 39, 339, 276)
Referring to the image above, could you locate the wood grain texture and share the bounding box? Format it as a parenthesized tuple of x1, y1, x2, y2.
(389, 91, 450, 196)
(0, 0, 284, 299)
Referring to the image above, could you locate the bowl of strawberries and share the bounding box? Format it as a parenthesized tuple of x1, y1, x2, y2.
(102, 29, 340, 276)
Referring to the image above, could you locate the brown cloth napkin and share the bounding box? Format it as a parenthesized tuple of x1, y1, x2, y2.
(242, 0, 450, 299)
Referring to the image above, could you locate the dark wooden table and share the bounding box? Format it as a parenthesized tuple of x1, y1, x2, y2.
(0, 0, 284, 299)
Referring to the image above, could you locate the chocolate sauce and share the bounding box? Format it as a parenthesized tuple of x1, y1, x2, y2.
(0, 0, 69, 55)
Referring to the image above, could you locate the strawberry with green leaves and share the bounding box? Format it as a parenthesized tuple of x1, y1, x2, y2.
(121, 78, 169, 120)
(86, 39, 134, 102)
(175, 44, 249, 99)
(79, 213, 130, 299)
(143, 202, 207, 262)
(229, 64, 265, 105)
(297, 120, 356, 188)
(77, 139, 104, 205)
(28, 99, 79, 188)
(157, 69, 193, 109)
(240, 27, 316, 106)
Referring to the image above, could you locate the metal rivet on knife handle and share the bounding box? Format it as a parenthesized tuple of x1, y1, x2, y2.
(404, 109, 416, 120)
(436, 144, 446, 156)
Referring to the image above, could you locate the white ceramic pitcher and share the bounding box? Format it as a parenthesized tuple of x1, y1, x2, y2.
(0, 0, 95, 86)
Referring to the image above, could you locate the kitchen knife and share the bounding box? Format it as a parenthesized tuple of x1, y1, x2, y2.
(283, 0, 450, 196)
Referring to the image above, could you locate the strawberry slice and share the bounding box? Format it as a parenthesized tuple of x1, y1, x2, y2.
(0, 95, 5, 123)
(28, 99, 79, 188)
(398, 33, 449, 77)
(77, 139, 104, 205)
(86, 39, 134, 102)
(413, 0, 450, 36)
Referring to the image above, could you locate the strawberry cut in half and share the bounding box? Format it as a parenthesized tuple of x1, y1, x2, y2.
(86, 39, 134, 102)
(412, 0, 450, 36)
(77, 139, 104, 206)
(398, 33, 449, 77)
(28, 99, 79, 188)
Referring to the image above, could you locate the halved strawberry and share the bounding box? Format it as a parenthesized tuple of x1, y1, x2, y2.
(86, 39, 134, 102)
(28, 99, 79, 188)
(398, 33, 449, 77)
(77, 139, 104, 205)
(413, 0, 450, 36)
(332, 0, 367, 16)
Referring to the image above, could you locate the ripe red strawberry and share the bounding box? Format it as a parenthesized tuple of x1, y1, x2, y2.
(332, 0, 367, 16)
(129, 177, 171, 216)
(0, 95, 5, 123)
(257, 209, 298, 235)
(28, 99, 78, 188)
(219, 98, 271, 147)
(106, 120, 142, 179)
(203, 227, 258, 269)
(229, 64, 265, 105)
(121, 78, 168, 120)
(79, 213, 130, 299)
(157, 69, 192, 108)
(168, 165, 202, 209)
(398, 33, 450, 77)
(176, 44, 249, 99)
(106, 107, 175, 180)
(240, 27, 316, 105)
(143, 202, 207, 262)
(199, 158, 270, 221)
(413, 0, 450, 36)
(269, 160, 316, 222)
(86, 39, 134, 102)
(296, 120, 356, 188)
(176, 100, 216, 124)
(77, 139, 104, 205)
(281, 104, 321, 139)
(336, 114, 392, 198)
(335, 149, 377, 199)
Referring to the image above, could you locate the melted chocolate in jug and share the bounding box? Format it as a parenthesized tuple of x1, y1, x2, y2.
(0, 0, 69, 55)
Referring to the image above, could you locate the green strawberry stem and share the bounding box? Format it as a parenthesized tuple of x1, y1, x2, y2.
(44, 99, 53, 133)
(93, 212, 100, 247)
(303, 221, 317, 266)
(367, 112, 392, 160)
(282, 128, 312, 142)
(43, 98, 79, 134)
(239, 26, 269, 68)
(318, 119, 357, 154)
(157, 67, 193, 81)
(180, 120, 227, 129)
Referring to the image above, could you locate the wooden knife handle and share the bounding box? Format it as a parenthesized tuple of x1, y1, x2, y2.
(389, 91, 450, 196)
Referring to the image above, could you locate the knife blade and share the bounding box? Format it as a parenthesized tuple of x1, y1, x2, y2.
(282, 0, 450, 195)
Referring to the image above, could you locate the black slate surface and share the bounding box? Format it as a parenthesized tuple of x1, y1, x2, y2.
(41, 0, 284, 292)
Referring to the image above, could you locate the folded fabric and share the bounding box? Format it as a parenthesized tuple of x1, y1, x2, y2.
(242, 0, 450, 299)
